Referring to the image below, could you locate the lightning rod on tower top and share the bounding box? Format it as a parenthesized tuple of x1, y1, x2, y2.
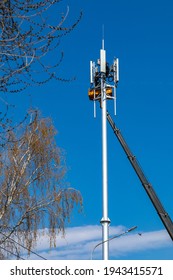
(88, 38, 119, 260)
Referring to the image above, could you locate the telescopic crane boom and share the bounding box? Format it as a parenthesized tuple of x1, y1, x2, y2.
(107, 111, 173, 241)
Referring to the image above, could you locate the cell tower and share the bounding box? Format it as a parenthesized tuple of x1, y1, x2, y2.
(88, 40, 119, 260)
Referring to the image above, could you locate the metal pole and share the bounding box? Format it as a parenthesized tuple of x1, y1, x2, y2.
(89, 40, 119, 260)
(100, 72, 110, 260)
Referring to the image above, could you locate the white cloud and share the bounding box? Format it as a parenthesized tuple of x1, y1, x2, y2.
(108, 229, 171, 259)
(23, 225, 172, 260)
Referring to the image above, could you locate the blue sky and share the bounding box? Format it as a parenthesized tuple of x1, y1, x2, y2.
(8, 0, 173, 259)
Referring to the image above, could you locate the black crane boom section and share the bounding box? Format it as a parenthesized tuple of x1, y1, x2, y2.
(107, 111, 173, 241)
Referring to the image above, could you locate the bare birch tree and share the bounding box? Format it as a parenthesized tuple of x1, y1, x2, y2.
(0, 0, 82, 93)
(0, 110, 82, 259)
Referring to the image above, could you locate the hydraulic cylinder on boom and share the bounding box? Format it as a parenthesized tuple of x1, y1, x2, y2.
(107, 111, 173, 241)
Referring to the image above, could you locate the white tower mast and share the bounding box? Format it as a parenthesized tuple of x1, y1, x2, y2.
(88, 38, 119, 260)
(100, 39, 110, 260)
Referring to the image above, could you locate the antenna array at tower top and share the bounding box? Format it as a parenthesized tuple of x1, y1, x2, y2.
(88, 44, 119, 116)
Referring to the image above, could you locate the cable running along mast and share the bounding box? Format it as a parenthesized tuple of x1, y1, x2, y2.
(107, 111, 173, 241)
